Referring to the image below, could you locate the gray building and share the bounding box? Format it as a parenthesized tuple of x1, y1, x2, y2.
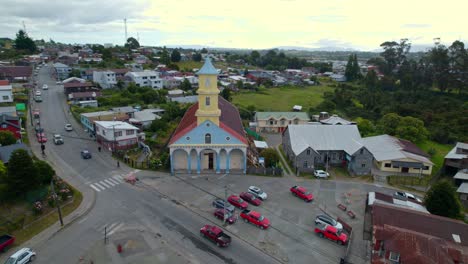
(53, 62, 71, 80)
(282, 124, 373, 175)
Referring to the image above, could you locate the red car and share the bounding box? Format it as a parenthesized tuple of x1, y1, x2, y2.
(239, 192, 262, 206)
(314, 223, 348, 245)
(36, 132, 47, 143)
(240, 209, 270, 229)
(213, 209, 237, 224)
(228, 195, 248, 210)
(290, 185, 313, 202)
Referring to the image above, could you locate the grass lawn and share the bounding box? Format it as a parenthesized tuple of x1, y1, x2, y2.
(10, 189, 83, 246)
(417, 140, 453, 176)
(232, 85, 334, 111)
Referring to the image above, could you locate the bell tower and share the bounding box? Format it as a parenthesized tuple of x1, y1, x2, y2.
(195, 56, 221, 126)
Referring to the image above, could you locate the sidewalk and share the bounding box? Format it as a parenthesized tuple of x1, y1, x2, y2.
(275, 145, 295, 177)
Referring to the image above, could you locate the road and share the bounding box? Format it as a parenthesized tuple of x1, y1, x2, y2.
(21, 65, 283, 264)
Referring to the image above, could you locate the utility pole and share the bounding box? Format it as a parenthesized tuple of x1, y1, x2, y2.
(50, 178, 64, 226)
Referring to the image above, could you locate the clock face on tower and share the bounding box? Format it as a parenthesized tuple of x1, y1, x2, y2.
(205, 78, 211, 88)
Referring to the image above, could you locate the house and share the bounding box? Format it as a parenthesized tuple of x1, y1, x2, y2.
(77, 100, 98, 108)
(0, 114, 22, 139)
(131, 108, 164, 128)
(367, 192, 428, 214)
(0, 80, 13, 103)
(320, 114, 356, 125)
(167, 89, 184, 97)
(254, 112, 310, 133)
(169, 95, 198, 104)
(80, 111, 129, 136)
(282, 125, 373, 175)
(64, 82, 98, 96)
(0, 143, 31, 164)
(125, 70, 163, 89)
(95, 121, 139, 151)
(444, 142, 468, 175)
(0, 106, 17, 117)
(363, 135, 433, 176)
(330, 73, 347, 82)
(162, 76, 181, 89)
(169, 57, 248, 174)
(68, 91, 102, 103)
(93, 70, 117, 89)
(454, 169, 468, 209)
(53, 62, 71, 80)
(111, 106, 137, 118)
(0, 66, 32, 82)
(62, 77, 86, 84)
(368, 202, 468, 264)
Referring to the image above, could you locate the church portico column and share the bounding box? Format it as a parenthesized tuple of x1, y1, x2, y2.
(187, 150, 192, 174)
(197, 149, 201, 174)
(226, 149, 231, 174)
(243, 148, 247, 174)
(170, 152, 174, 175)
(215, 148, 221, 174)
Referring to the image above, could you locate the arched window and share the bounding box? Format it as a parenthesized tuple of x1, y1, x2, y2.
(205, 133, 211, 144)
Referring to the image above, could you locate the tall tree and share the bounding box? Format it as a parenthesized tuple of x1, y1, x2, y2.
(171, 49, 181, 62)
(160, 46, 171, 65)
(179, 78, 192, 91)
(427, 43, 450, 92)
(5, 149, 39, 197)
(424, 180, 463, 219)
(377, 113, 401, 135)
(0, 131, 17, 146)
(345, 54, 360, 81)
(125, 37, 140, 50)
(192, 52, 202, 62)
(380, 39, 411, 75)
(395, 116, 429, 143)
(260, 148, 279, 167)
(200, 48, 208, 54)
(14, 30, 37, 53)
(448, 40, 468, 94)
(221, 88, 232, 102)
(35, 160, 55, 184)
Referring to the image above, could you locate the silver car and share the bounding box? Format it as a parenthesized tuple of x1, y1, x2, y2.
(248, 186, 268, 200)
(315, 214, 343, 231)
(5, 248, 36, 264)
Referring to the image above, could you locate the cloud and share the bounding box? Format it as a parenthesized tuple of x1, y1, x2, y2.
(308, 15, 347, 23)
(402, 24, 432, 28)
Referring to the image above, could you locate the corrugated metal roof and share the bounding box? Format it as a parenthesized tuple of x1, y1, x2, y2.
(255, 112, 310, 121)
(94, 121, 138, 130)
(445, 142, 468, 160)
(320, 115, 355, 125)
(286, 124, 363, 155)
(454, 170, 468, 180)
(457, 182, 468, 194)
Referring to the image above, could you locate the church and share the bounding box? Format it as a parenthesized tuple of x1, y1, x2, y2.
(168, 57, 248, 174)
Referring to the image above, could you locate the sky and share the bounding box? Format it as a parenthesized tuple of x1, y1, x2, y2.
(1, 0, 467, 51)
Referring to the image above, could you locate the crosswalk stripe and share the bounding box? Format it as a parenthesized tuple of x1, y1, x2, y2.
(112, 175, 124, 182)
(89, 184, 101, 192)
(108, 223, 125, 236)
(104, 179, 116, 186)
(99, 181, 111, 188)
(107, 178, 120, 185)
(94, 182, 106, 190)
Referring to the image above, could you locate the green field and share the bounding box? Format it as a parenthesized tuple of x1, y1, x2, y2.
(417, 140, 453, 176)
(232, 85, 334, 111)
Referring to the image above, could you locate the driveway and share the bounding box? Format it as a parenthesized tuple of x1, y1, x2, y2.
(260, 132, 283, 147)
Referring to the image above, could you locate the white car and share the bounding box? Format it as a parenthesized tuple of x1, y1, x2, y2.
(315, 214, 343, 231)
(42, 84, 48, 90)
(394, 191, 422, 203)
(248, 186, 267, 200)
(35, 90, 41, 96)
(56, 81, 61, 85)
(5, 247, 36, 264)
(314, 170, 329, 178)
(65, 124, 73, 131)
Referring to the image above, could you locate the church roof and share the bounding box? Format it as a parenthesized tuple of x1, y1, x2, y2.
(196, 57, 218, 75)
(169, 96, 247, 145)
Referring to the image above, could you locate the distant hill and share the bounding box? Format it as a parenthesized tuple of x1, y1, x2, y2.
(274, 46, 357, 52)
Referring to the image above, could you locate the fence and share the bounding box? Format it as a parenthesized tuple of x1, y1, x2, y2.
(387, 175, 430, 187)
(246, 167, 283, 176)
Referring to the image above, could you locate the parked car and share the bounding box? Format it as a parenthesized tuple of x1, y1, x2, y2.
(213, 209, 237, 224)
(55, 81, 61, 85)
(35, 90, 41, 96)
(212, 199, 235, 213)
(34, 126, 43, 133)
(4, 247, 36, 264)
(34, 95, 42, 102)
(53, 134, 64, 145)
(199, 225, 231, 247)
(314, 223, 348, 245)
(81, 150, 92, 159)
(290, 185, 314, 202)
(64, 124, 73, 131)
(315, 214, 343, 231)
(240, 210, 270, 229)
(314, 170, 329, 178)
(0, 234, 15, 252)
(239, 192, 262, 206)
(42, 84, 48, 90)
(394, 191, 422, 203)
(227, 195, 248, 210)
(36, 132, 47, 143)
(248, 186, 267, 200)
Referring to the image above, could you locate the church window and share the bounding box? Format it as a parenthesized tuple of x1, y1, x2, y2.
(306, 149, 311, 155)
(226, 136, 231, 141)
(186, 136, 190, 141)
(206, 96, 210, 106)
(205, 133, 211, 144)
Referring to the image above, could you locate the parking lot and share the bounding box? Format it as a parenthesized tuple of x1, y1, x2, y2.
(140, 173, 389, 264)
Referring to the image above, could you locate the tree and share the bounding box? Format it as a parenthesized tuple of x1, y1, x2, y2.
(395, 116, 428, 143)
(260, 148, 279, 168)
(160, 47, 171, 65)
(201, 48, 208, 54)
(365, 69, 379, 89)
(0, 131, 17, 146)
(345, 54, 360, 81)
(424, 180, 463, 219)
(171, 49, 181, 62)
(35, 160, 55, 184)
(14, 30, 37, 53)
(427, 44, 450, 92)
(102, 48, 113, 60)
(377, 113, 401, 135)
(380, 39, 411, 75)
(68, 69, 81, 78)
(250, 50, 260, 64)
(221, 88, 232, 102)
(355, 117, 375, 137)
(236, 80, 244, 89)
(125, 37, 140, 50)
(192, 53, 202, 62)
(179, 78, 192, 91)
(5, 149, 39, 197)
(448, 40, 468, 94)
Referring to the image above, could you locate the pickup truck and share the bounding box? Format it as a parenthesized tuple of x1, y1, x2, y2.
(200, 225, 231, 247)
(0, 234, 15, 252)
(314, 223, 348, 245)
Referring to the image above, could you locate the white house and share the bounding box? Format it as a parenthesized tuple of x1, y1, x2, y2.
(93, 70, 117, 89)
(0, 80, 13, 103)
(125, 70, 163, 89)
(131, 108, 164, 128)
(94, 121, 139, 151)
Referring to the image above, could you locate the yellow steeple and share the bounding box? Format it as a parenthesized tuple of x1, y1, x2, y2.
(195, 57, 221, 126)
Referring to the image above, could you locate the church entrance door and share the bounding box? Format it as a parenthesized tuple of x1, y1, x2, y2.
(208, 153, 214, 170)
